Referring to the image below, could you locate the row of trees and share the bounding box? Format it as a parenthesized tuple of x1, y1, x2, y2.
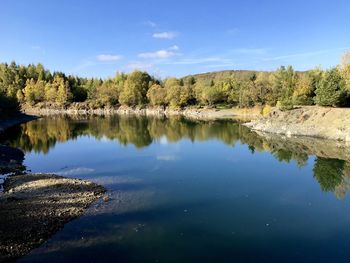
(1, 52, 350, 115)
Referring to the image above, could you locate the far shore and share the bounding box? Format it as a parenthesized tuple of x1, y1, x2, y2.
(23, 104, 262, 121)
(2, 104, 350, 142)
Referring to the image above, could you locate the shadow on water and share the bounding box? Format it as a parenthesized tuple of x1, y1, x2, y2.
(1, 114, 350, 199)
(19, 199, 350, 263)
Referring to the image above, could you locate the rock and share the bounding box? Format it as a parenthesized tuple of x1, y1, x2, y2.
(103, 195, 110, 202)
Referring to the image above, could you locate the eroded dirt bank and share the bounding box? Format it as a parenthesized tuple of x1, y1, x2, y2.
(245, 106, 350, 142)
(0, 173, 105, 262)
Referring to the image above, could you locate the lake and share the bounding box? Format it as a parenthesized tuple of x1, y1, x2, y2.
(1, 115, 350, 263)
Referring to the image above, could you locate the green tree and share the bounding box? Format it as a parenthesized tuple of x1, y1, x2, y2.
(16, 89, 24, 103)
(277, 66, 297, 110)
(95, 79, 119, 107)
(293, 73, 314, 105)
(200, 81, 229, 106)
(147, 84, 167, 106)
(44, 83, 56, 102)
(55, 76, 72, 105)
(119, 71, 152, 106)
(23, 79, 36, 105)
(314, 68, 347, 107)
(165, 78, 190, 107)
(339, 51, 350, 92)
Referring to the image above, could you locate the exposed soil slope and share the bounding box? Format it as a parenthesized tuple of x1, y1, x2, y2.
(246, 106, 350, 142)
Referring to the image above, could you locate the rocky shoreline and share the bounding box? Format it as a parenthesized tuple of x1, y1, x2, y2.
(0, 114, 107, 261)
(23, 104, 261, 121)
(245, 106, 350, 142)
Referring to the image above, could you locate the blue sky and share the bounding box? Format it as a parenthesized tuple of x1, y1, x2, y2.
(1, 0, 350, 78)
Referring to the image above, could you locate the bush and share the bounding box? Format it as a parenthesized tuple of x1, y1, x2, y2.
(261, 105, 272, 116)
(277, 99, 294, 111)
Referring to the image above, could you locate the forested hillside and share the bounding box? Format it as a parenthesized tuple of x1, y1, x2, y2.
(1, 52, 350, 116)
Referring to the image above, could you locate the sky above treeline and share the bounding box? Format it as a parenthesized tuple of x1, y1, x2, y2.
(1, 0, 350, 78)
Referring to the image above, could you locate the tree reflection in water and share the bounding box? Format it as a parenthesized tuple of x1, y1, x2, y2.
(1, 114, 350, 199)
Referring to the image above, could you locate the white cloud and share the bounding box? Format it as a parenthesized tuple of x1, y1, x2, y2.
(169, 45, 179, 51)
(96, 54, 123, 62)
(138, 49, 177, 59)
(144, 20, 157, 28)
(153, 31, 178, 39)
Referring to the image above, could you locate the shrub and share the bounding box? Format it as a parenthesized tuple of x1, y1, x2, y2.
(262, 105, 272, 116)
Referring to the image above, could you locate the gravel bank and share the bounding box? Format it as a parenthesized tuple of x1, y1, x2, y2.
(0, 173, 106, 261)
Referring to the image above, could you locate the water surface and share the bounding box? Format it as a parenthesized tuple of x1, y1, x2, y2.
(2, 115, 350, 263)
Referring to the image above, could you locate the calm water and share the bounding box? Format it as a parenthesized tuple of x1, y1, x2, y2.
(2, 115, 350, 263)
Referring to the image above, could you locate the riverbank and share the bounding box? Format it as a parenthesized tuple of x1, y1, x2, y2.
(0, 113, 38, 135)
(0, 173, 106, 261)
(0, 114, 107, 261)
(6, 104, 350, 142)
(23, 104, 262, 121)
(246, 106, 350, 142)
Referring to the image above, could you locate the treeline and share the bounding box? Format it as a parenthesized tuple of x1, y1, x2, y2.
(1, 52, 350, 115)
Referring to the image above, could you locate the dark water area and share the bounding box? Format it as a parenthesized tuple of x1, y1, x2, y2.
(1, 115, 350, 263)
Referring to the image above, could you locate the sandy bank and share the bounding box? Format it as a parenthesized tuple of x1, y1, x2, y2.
(245, 106, 350, 142)
(0, 173, 106, 261)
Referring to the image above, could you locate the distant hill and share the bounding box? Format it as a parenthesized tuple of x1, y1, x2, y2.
(183, 69, 306, 83)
